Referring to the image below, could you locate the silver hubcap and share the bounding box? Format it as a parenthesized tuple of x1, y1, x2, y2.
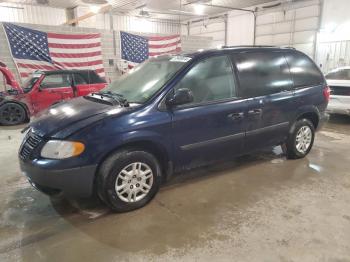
(115, 162, 153, 203)
(295, 126, 312, 154)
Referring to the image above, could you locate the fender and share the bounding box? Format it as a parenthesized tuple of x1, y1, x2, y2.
(294, 105, 320, 121)
(113, 130, 173, 161)
(289, 105, 320, 134)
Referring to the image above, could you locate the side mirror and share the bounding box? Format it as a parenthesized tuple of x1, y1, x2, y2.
(166, 88, 194, 107)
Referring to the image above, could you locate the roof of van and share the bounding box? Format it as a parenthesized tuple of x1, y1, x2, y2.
(181, 46, 297, 58)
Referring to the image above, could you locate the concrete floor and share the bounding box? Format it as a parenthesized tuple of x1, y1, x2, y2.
(1, 116, 350, 261)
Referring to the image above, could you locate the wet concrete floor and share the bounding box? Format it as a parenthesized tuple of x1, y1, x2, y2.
(1, 115, 350, 261)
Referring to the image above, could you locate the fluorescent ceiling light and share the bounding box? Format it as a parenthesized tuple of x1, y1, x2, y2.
(90, 5, 101, 14)
(193, 4, 205, 15)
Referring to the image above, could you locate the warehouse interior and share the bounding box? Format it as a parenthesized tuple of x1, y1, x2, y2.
(1, 0, 350, 261)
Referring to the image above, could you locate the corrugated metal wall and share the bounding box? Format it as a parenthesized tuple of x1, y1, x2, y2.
(188, 17, 225, 48)
(317, 41, 350, 73)
(0, 3, 66, 25)
(74, 6, 181, 34)
(255, 0, 321, 58)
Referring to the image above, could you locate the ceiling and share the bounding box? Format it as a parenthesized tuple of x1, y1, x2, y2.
(1, 0, 283, 20)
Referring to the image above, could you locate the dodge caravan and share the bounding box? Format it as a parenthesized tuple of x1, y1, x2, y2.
(19, 47, 330, 212)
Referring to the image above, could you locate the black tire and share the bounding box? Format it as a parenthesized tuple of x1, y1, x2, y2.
(0, 102, 27, 125)
(97, 148, 162, 212)
(286, 118, 315, 159)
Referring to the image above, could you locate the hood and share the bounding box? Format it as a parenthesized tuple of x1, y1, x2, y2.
(0, 65, 21, 91)
(30, 96, 132, 138)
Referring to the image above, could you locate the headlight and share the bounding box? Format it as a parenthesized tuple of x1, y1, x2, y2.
(41, 140, 85, 159)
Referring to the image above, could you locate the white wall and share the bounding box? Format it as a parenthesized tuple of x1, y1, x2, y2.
(74, 6, 181, 35)
(188, 17, 226, 48)
(315, 0, 350, 72)
(227, 11, 255, 46)
(255, 0, 321, 58)
(0, 3, 66, 25)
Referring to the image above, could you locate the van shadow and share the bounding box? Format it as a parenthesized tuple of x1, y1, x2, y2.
(47, 146, 316, 254)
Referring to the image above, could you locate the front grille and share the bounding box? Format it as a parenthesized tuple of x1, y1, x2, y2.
(19, 131, 43, 160)
(329, 86, 350, 96)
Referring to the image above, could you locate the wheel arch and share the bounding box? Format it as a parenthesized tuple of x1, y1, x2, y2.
(294, 105, 320, 129)
(95, 138, 172, 184)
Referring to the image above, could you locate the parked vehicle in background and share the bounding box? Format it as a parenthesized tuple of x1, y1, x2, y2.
(19, 47, 329, 212)
(325, 67, 350, 116)
(0, 67, 107, 125)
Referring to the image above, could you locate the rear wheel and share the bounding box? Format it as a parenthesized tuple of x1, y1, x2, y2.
(286, 118, 315, 159)
(0, 102, 27, 125)
(97, 149, 162, 212)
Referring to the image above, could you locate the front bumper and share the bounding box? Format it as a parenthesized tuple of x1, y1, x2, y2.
(20, 160, 97, 198)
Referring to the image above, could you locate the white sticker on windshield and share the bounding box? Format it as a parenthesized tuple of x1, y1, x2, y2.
(170, 56, 192, 63)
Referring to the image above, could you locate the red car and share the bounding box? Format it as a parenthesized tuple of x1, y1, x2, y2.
(0, 64, 107, 125)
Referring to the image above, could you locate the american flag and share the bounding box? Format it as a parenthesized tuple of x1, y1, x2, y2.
(3, 23, 105, 81)
(120, 31, 181, 70)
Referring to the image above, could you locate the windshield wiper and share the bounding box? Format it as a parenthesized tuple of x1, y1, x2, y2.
(90, 91, 129, 107)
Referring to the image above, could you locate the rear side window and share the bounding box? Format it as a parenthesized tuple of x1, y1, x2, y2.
(82, 71, 105, 84)
(41, 74, 71, 88)
(285, 52, 324, 88)
(73, 74, 87, 85)
(233, 52, 293, 98)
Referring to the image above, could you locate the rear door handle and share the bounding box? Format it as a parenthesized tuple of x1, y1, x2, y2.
(228, 112, 244, 120)
(248, 109, 262, 116)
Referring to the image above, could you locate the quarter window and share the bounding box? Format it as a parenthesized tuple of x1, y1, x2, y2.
(234, 52, 293, 98)
(285, 52, 324, 88)
(174, 55, 236, 105)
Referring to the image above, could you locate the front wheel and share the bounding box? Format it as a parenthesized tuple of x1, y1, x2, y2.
(286, 118, 315, 159)
(97, 149, 162, 212)
(0, 102, 27, 125)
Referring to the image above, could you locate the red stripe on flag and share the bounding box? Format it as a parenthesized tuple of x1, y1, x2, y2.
(149, 35, 180, 41)
(48, 32, 100, 39)
(149, 40, 181, 49)
(48, 42, 101, 49)
(54, 60, 103, 68)
(149, 47, 182, 57)
(20, 73, 29, 78)
(17, 63, 58, 71)
(50, 51, 102, 58)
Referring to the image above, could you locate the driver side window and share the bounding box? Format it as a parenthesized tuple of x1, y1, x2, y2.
(174, 55, 236, 105)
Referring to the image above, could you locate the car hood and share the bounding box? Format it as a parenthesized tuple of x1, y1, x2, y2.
(30, 96, 134, 138)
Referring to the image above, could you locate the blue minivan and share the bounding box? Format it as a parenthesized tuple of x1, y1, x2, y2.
(19, 47, 330, 212)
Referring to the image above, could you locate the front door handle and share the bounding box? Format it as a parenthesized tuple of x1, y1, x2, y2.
(228, 112, 244, 120)
(248, 109, 262, 116)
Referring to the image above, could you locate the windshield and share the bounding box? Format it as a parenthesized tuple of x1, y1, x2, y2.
(326, 69, 350, 80)
(22, 77, 39, 93)
(105, 56, 189, 103)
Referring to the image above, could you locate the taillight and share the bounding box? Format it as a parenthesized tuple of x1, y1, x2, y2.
(323, 86, 331, 102)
